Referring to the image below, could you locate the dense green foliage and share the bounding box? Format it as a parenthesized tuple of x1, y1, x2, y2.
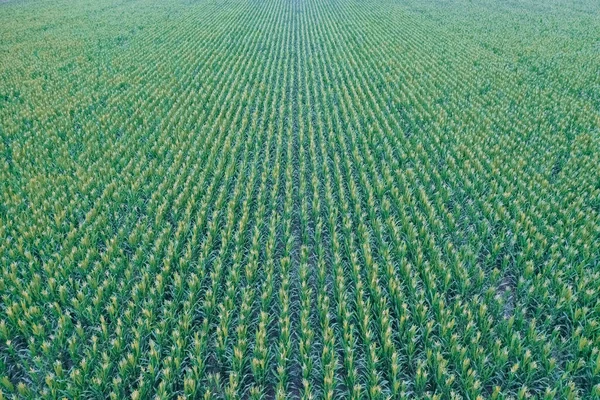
(1, 0, 599, 398)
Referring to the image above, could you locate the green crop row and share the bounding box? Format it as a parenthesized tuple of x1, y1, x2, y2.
(0, 0, 599, 398)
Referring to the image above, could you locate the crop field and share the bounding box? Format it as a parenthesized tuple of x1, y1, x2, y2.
(1, 0, 600, 398)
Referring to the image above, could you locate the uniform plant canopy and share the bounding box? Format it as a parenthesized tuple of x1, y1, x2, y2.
(1, 0, 599, 398)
